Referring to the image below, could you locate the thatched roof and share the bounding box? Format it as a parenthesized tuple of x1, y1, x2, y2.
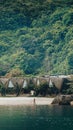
(0, 77, 32, 88)
(33, 78, 37, 84)
(33, 77, 49, 86)
(0, 78, 9, 88)
(0, 79, 3, 86)
(10, 77, 24, 88)
(8, 80, 15, 88)
(0, 76, 65, 90)
(50, 77, 64, 90)
(22, 80, 27, 88)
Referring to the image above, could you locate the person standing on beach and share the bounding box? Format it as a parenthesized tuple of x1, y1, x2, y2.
(34, 98, 36, 104)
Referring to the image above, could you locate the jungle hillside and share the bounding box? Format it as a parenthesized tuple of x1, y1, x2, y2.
(0, 0, 73, 76)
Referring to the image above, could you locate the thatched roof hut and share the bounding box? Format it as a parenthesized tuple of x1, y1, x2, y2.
(36, 78, 40, 86)
(0, 78, 9, 88)
(49, 79, 53, 88)
(9, 77, 24, 89)
(8, 80, 15, 88)
(33, 77, 49, 86)
(22, 78, 29, 88)
(33, 78, 37, 84)
(50, 76, 64, 90)
(0, 79, 3, 87)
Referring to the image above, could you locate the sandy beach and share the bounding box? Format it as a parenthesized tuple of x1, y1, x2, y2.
(0, 97, 54, 105)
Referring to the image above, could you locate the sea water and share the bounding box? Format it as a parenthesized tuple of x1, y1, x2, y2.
(0, 105, 73, 130)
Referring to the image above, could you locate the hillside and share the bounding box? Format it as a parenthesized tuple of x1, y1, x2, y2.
(0, 0, 73, 76)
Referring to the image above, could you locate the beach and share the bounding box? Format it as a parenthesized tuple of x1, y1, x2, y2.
(0, 97, 54, 105)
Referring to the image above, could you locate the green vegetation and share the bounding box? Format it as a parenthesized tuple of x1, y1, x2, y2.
(0, 0, 73, 76)
(62, 76, 73, 94)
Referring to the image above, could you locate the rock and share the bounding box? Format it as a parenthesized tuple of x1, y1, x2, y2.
(70, 101, 73, 106)
(51, 95, 62, 105)
(52, 95, 73, 105)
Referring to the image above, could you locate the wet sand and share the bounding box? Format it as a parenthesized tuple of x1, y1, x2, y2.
(0, 97, 54, 105)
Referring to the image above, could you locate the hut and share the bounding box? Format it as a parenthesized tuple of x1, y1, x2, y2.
(10, 77, 24, 88)
(0, 79, 3, 95)
(11, 77, 24, 95)
(0, 79, 3, 87)
(36, 78, 40, 86)
(49, 79, 53, 88)
(33, 78, 37, 85)
(0, 78, 9, 88)
(38, 77, 49, 86)
(50, 76, 64, 91)
(5, 77, 24, 95)
(8, 80, 14, 88)
(6, 78, 15, 94)
(22, 79, 28, 89)
(21, 78, 29, 94)
(0, 78, 9, 96)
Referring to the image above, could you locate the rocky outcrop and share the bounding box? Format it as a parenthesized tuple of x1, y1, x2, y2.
(70, 101, 73, 106)
(52, 95, 73, 105)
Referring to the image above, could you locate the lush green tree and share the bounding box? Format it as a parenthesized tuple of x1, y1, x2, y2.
(0, 0, 73, 76)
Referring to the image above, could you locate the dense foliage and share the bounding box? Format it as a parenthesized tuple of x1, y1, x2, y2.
(0, 0, 73, 76)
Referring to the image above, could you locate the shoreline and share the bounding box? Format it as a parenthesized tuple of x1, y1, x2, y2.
(0, 97, 54, 106)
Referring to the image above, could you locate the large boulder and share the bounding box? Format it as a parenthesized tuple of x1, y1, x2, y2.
(52, 95, 73, 105)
